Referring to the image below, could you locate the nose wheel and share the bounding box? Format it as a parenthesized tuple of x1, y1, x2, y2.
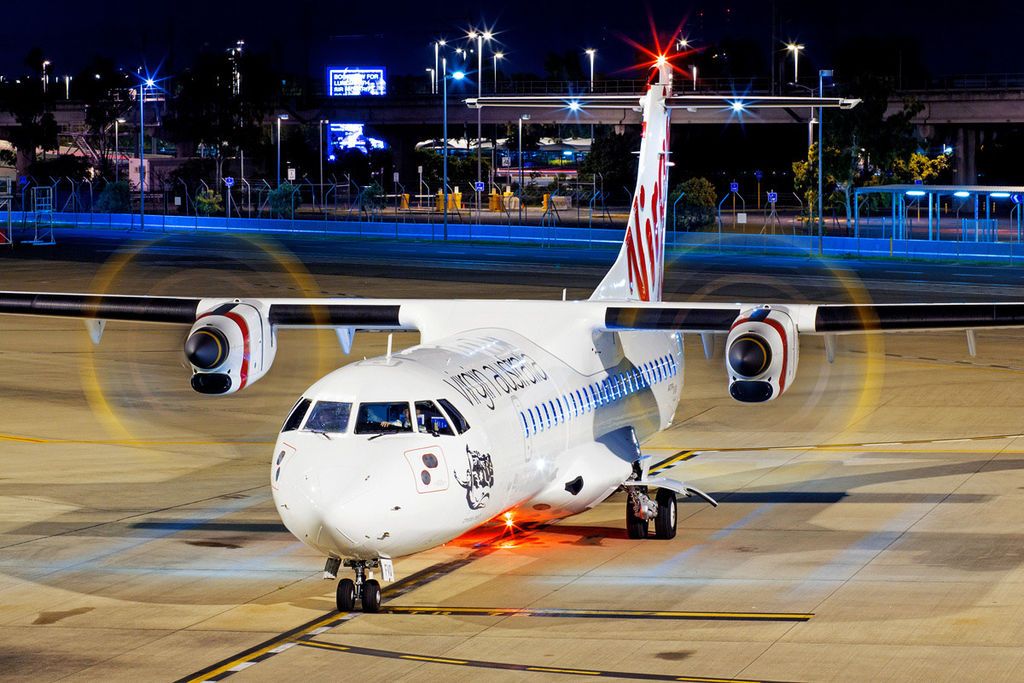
(626, 486, 677, 540)
(332, 559, 384, 613)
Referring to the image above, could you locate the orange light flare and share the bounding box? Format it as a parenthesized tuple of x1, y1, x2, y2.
(613, 11, 701, 78)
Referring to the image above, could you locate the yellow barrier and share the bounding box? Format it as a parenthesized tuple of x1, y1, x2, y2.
(400, 193, 410, 210)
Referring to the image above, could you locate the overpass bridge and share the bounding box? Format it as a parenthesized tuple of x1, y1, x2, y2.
(2, 75, 1023, 183)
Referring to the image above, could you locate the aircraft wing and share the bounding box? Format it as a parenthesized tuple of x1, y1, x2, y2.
(601, 302, 1024, 334)
(0, 292, 411, 330)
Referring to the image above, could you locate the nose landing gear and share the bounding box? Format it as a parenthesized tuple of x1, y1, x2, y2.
(328, 558, 383, 613)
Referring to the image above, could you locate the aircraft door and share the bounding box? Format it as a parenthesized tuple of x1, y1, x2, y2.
(512, 396, 532, 464)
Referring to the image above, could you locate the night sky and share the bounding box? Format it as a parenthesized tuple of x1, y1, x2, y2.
(3, 0, 1023, 82)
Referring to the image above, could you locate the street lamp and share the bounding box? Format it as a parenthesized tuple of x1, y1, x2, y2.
(817, 69, 832, 251)
(518, 114, 530, 223)
(442, 59, 465, 240)
(41, 60, 50, 93)
(114, 118, 125, 181)
(786, 43, 804, 84)
(63, 75, 71, 100)
(677, 37, 690, 51)
(433, 40, 446, 94)
(493, 52, 503, 91)
(585, 49, 596, 92)
(691, 65, 698, 91)
(319, 119, 327, 215)
(139, 79, 156, 230)
(470, 28, 493, 224)
(425, 67, 435, 93)
(276, 113, 289, 187)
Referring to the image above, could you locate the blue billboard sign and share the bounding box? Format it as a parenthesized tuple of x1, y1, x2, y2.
(327, 67, 387, 97)
(326, 123, 386, 156)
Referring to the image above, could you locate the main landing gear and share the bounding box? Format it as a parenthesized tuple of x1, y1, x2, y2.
(325, 557, 383, 613)
(626, 486, 677, 540)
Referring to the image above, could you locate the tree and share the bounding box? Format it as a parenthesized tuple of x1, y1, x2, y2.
(0, 48, 59, 175)
(793, 73, 950, 224)
(164, 49, 278, 181)
(669, 177, 717, 231)
(579, 129, 640, 205)
(75, 57, 134, 178)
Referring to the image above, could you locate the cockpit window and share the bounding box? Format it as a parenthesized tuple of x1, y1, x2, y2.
(304, 401, 352, 434)
(282, 398, 311, 432)
(354, 402, 413, 434)
(415, 401, 455, 436)
(438, 398, 470, 434)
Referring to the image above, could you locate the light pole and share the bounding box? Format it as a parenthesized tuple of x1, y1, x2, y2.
(585, 48, 596, 91)
(276, 114, 289, 187)
(518, 114, 530, 223)
(139, 79, 153, 230)
(493, 52, 503, 91)
(786, 43, 804, 84)
(63, 75, 71, 100)
(114, 118, 125, 181)
(319, 119, 327, 215)
(818, 69, 831, 251)
(471, 30, 491, 224)
(433, 40, 445, 95)
(442, 60, 465, 240)
(41, 60, 50, 93)
(425, 68, 435, 93)
(692, 65, 698, 91)
(585, 49, 596, 153)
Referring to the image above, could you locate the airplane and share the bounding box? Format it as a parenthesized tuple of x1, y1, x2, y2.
(1, 63, 1021, 614)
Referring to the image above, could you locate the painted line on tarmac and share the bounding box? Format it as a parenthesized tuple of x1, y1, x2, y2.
(177, 535, 514, 682)
(648, 434, 1024, 457)
(0, 431, 272, 447)
(649, 450, 701, 473)
(297, 639, 791, 683)
(379, 605, 813, 622)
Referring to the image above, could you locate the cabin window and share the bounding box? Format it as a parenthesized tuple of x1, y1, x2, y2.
(282, 398, 312, 432)
(303, 401, 352, 434)
(519, 412, 529, 438)
(437, 398, 471, 434)
(529, 408, 538, 434)
(556, 397, 566, 422)
(542, 403, 552, 428)
(569, 392, 579, 417)
(354, 402, 413, 434)
(415, 400, 455, 436)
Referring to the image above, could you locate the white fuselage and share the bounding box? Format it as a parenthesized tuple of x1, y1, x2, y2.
(272, 315, 683, 561)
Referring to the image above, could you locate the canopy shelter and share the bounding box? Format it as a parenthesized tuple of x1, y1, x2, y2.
(854, 184, 1024, 242)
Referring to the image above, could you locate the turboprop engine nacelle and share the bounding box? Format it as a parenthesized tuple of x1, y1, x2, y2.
(725, 306, 798, 403)
(184, 301, 276, 395)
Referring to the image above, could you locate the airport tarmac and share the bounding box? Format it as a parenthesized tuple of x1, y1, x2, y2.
(3, 243, 1024, 681)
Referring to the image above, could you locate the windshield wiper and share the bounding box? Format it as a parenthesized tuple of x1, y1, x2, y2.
(310, 429, 332, 440)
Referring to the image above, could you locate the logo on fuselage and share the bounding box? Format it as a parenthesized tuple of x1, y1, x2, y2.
(454, 445, 495, 510)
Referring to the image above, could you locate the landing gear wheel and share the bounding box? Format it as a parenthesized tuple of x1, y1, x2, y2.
(626, 495, 649, 539)
(336, 578, 356, 612)
(654, 488, 677, 540)
(361, 579, 382, 613)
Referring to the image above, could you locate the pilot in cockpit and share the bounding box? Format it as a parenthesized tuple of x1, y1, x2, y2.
(379, 405, 411, 429)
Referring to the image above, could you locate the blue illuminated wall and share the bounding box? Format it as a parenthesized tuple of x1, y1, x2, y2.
(326, 67, 387, 96)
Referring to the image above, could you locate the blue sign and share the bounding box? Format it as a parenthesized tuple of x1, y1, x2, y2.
(327, 67, 387, 97)
(18, 176, 28, 187)
(224, 177, 234, 188)
(767, 191, 778, 204)
(474, 181, 486, 192)
(327, 123, 386, 155)
(914, 179, 923, 185)
(754, 170, 763, 182)
(1012, 193, 1023, 205)
(729, 182, 739, 193)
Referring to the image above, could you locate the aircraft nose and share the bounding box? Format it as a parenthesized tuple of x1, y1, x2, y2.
(274, 448, 327, 549)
